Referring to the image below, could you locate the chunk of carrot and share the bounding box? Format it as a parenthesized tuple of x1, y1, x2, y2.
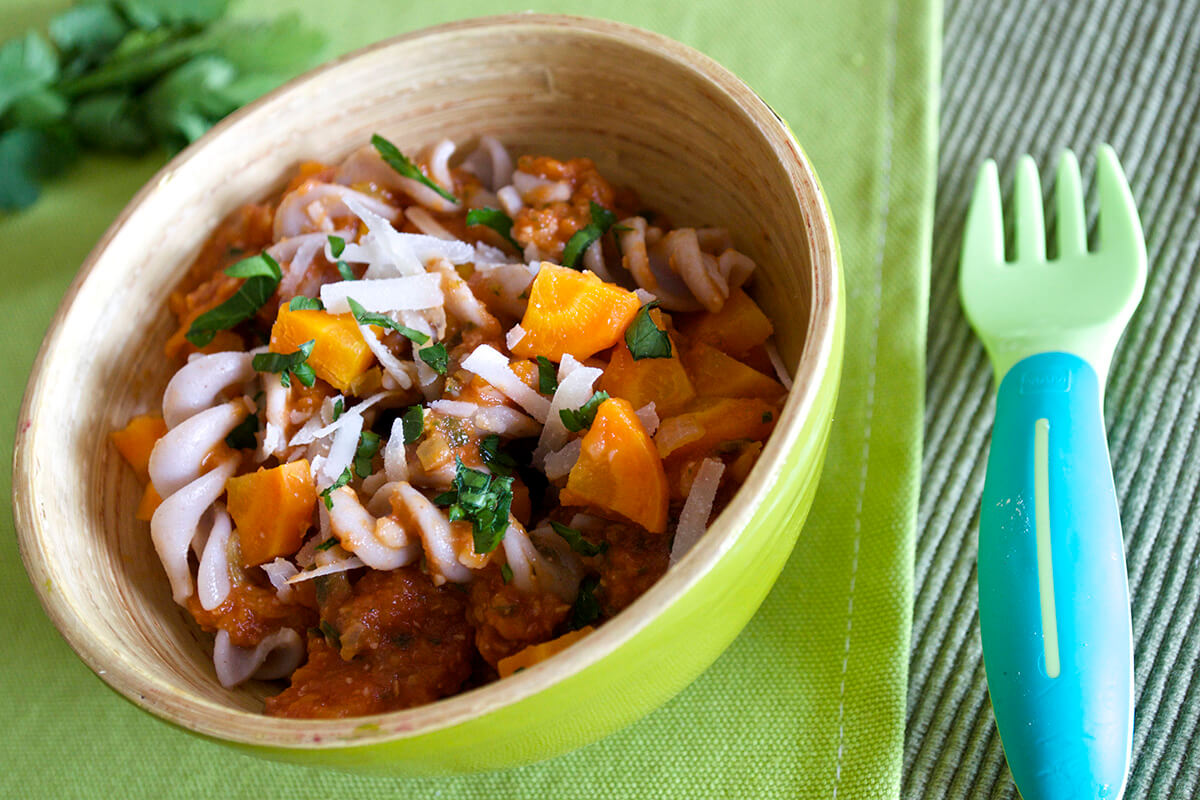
(269, 307, 375, 392)
(135, 483, 162, 521)
(511, 263, 641, 362)
(654, 397, 778, 461)
(226, 460, 317, 568)
(599, 309, 696, 417)
(110, 414, 167, 482)
(676, 287, 774, 357)
(683, 342, 786, 401)
(497, 626, 595, 678)
(561, 398, 668, 533)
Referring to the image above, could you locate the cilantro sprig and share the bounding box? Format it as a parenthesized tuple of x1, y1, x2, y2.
(353, 430, 381, 479)
(223, 411, 259, 450)
(418, 342, 449, 374)
(466, 207, 521, 251)
(550, 521, 608, 557)
(479, 434, 518, 477)
(319, 466, 352, 510)
(536, 356, 558, 395)
(569, 574, 602, 629)
(288, 295, 323, 311)
(625, 301, 672, 360)
(346, 297, 429, 344)
(435, 458, 513, 554)
(186, 251, 282, 346)
(401, 405, 424, 444)
(561, 201, 617, 269)
(327, 235, 356, 280)
(371, 133, 457, 204)
(252, 338, 315, 388)
(0, 5, 327, 211)
(559, 391, 610, 432)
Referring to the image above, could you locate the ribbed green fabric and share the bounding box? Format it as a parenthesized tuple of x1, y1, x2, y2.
(0, 1, 938, 797)
(906, 1, 1200, 797)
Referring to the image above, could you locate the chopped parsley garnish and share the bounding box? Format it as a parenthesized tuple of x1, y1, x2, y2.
(419, 342, 449, 374)
(559, 390, 610, 432)
(536, 355, 558, 395)
(625, 301, 672, 360)
(401, 405, 424, 444)
(346, 297, 430, 344)
(185, 252, 282, 346)
(332, 397, 344, 421)
(353, 430, 381, 479)
(314, 537, 338, 552)
(318, 620, 341, 650)
(319, 467, 352, 510)
(435, 458, 513, 554)
(252, 339, 316, 388)
(550, 521, 608, 557)
(479, 434, 517, 477)
(466, 207, 521, 251)
(288, 295, 323, 311)
(500, 563, 514, 584)
(762, 411, 773, 423)
(561, 201, 618, 269)
(336, 260, 357, 281)
(223, 412, 259, 450)
(569, 574, 602, 629)
(371, 133, 457, 204)
(327, 235, 345, 257)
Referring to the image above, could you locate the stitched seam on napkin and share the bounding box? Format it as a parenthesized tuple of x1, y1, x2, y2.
(831, 1, 900, 796)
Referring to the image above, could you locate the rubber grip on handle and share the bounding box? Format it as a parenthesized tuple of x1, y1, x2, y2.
(978, 352, 1133, 800)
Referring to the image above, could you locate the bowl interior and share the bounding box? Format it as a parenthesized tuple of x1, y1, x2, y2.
(15, 15, 834, 746)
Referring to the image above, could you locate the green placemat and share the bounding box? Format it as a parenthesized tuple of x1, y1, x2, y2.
(0, 1, 938, 797)
(906, 1, 1200, 798)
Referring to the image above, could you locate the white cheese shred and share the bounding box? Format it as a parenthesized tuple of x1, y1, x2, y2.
(460, 344, 551, 422)
(764, 339, 793, 390)
(670, 458, 725, 566)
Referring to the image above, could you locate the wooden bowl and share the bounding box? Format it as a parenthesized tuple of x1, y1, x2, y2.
(12, 15, 842, 774)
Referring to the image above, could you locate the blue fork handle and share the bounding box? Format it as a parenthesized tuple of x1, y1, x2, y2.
(978, 352, 1134, 800)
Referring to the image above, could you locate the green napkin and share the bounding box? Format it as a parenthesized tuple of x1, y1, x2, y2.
(0, 1, 939, 797)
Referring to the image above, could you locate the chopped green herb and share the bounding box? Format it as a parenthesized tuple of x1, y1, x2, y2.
(223, 412, 259, 450)
(561, 201, 617, 269)
(479, 434, 517, 477)
(559, 390, 610, 432)
(314, 537, 338, 552)
(353, 430, 381, 479)
(318, 620, 341, 650)
(550, 521, 608, 557)
(336, 260, 356, 281)
(500, 563, 514, 584)
(288, 295, 323, 311)
(466, 206, 521, 251)
(319, 466, 352, 510)
(186, 252, 282, 346)
(536, 355, 558, 395)
(346, 297, 429, 343)
(252, 338, 315, 388)
(327, 234, 345, 257)
(332, 397, 344, 421)
(371, 132, 457, 204)
(569, 574, 602, 629)
(762, 411, 773, 423)
(436, 458, 513, 554)
(625, 301, 672, 360)
(419, 342, 449, 374)
(401, 405, 424, 444)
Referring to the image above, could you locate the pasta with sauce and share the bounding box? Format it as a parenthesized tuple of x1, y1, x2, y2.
(111, 133, 791, 718)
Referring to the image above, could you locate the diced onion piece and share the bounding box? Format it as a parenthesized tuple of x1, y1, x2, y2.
(261, 557, 298, 602)
(635, 402, 660, 436)
(319, 274, 444, 315)
(430, 400, 480, 418)
(670, 458, 725, 565)
(544, 439, 582, 480)
(460, 344, 550, 422)
(764, 340, 793, 390)
(633, 288, 658, 305)
(497, 185, 523, 217)
(506, 324, 527, 350)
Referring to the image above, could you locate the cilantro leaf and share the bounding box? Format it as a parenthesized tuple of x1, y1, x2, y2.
(466, 207, 521, 251)
(561, 201, 617, 269)
(117, 0, 229, 30)
(336, 261, 357, 281)
(436, 458, 513, 554)
(550, 521, 608, 557)
(317, 619, 341, 650)
(315, 537, 338, 551)
(288, 295, 323, 311)
(143, 54, 239, 151)
(252, 339, 316, 388)
(0, 126, 78, 212)
(401, 405, 424, 444)
(49, 3, 130, 74)
(569, 574, 602, 629)
(419, 342, 449, 374)
(353, 430, 381, 479)
(371, 133, 457, 204)
(346, 297, 429, 344)
(185, 251, 281, 346)
(0, 31, 59, 117)
(68, 91, 152, 152)
(332, 397, 344, 421)
(500, 563, 513, 584)
(479, 435, 517, 477)
(319, 467, 352, 509)
(624, 301, 672, 360)
(223, 412, 259, 450)
(559, 391, 610, 432)
(536, 356, 558, 395)
(327, 235, 345, 257)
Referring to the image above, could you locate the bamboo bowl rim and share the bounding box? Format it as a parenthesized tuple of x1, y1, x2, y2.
(13, 14, 840, 749)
